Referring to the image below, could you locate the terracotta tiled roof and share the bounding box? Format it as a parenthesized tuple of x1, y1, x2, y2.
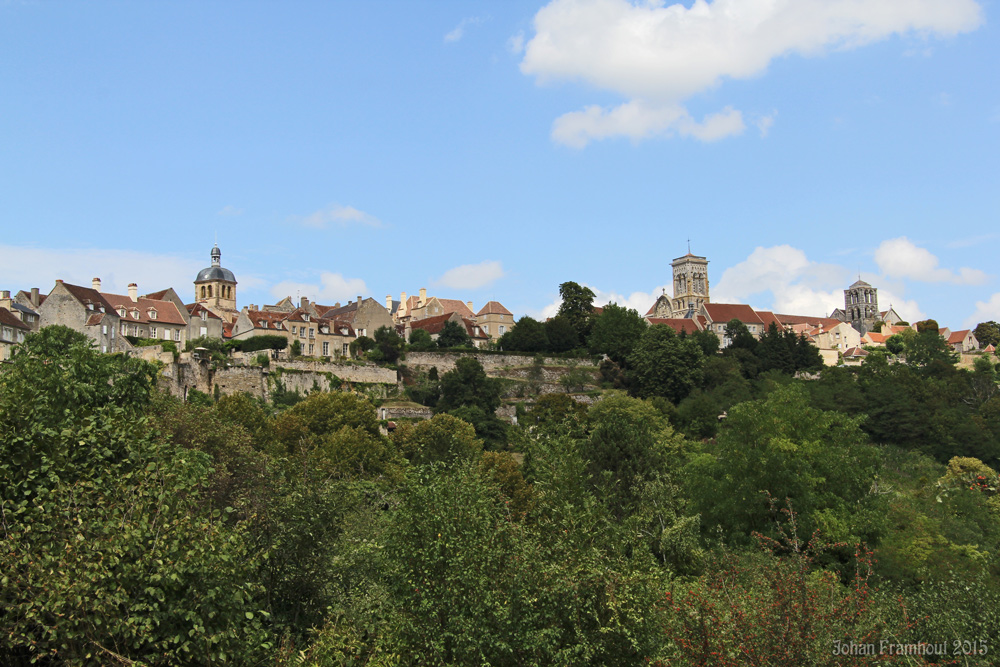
(647, 318, 702, 334)
(888, 325, 911, 334)
(0, 307, 30, 331)
(844, 346, 868, 357)
(187, 303, 222, 319)
(435, 298, 475, 319)
(59, 281, 117, 313)
(775, 314, 842, 329)
(321, 301, 359, 318)
(703, 303, 764, 325)
(755, 310, 784, 331)
(947, 330, 970, 344)
(222, 322, 234, 338)
(476, 301, 512, 317)
(102, 292, 187, 326)
(144, 289, 171, 300)
(985, 344, 996, 353)
(85, 313, 106, 327)
(408, 313, 455, 335)
(245, 310, 290, 329)
(865, 332, 888, 344)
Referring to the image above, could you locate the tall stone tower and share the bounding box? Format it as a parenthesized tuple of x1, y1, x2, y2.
(670, 252, 710, 318)
(843, 279, 878, 334)
(194, 244, 238, 317)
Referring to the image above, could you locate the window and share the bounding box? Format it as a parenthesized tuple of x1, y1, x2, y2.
(322, 341, 329, 355)
(343, 343, 349, 356)
(308, 344, 314, 355)
(174, 330, 180, 341)
(291, 326, 297, 335)
(149, 309, 157, 320)
(121, 324, 127, 335)
(17, 331, 24, 343)
(102, 325, 107, 335)
(498, 325, 505, 335)
(131, 309, 139, 319)
(118, 308, 126, 318)
(309, 328, 314, 338)
(483, 324, 489, 334)
(201, 311, 207, 321)
(300, 328, 306, 338)
(2, 326, 11, 341)
(150, 326, 157, 338)
(200, 326, 207, 337)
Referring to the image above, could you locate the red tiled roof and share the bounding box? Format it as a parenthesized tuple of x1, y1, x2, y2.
(755, 310, 784, 331)
(947, 330, 970, 344)
(222, 322, 234, 338)
(85, 313, 106, 326)
(0, 307, 30, 331)
(477, 300, 512, 317)
(775, 314, 842, 329)
(102, 292, 187, 326)
(187, 303, 222, 319)
(59, 281, 117, 313)
(703, 303, 764, 325)
(844, 346, 868, 357)
(647, 318, 702, 334)
(435, 298, 475, 319)
(865, 332, 889, 344)
(144, 289, 170, 300)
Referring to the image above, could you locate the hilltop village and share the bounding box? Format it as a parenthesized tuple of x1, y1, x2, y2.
(0, 244, 988, 367)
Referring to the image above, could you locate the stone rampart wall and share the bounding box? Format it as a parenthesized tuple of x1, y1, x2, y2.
(404, 351, 597, 374)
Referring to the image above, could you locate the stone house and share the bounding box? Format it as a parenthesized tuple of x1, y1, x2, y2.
(698, 303, 768, 345)
(232, 306, 356, 359)
(318, 296, 394, 339)
(404, 312, 489, 348)
(38, 280, 127, 353)
(946, 329, 979, 353)
(474, 301, 514, 340)
(0, 307, 30, 360)
(97, 279, 189, 346)
(0, 290, 41, 332)
(186, 302, 225, 341)
(393, 288, 475, 324)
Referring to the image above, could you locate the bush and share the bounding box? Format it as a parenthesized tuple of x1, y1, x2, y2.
(231, 335, 289, 353)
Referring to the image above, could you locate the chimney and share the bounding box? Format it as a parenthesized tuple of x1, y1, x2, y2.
(31, 287, 40, 306)
(334, 301, 340, 309)
(301, 296, 309, 309)
(1, 290, 9, 300)
(128, 283, 138, 301)
(419, 287, 426, 307)
(400, 292, 408, 315)
(92, 277, 101, 291)
(385, 295, 392, 310)
(357, 295, 362, 305)
(467, 301, 474, 313)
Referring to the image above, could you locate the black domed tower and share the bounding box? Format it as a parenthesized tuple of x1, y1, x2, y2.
(194, 244, 238, 313)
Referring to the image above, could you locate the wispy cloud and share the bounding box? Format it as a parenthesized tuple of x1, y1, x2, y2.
(444, 16, 488, 43)
(433, 260, 505, 290)
(217, 205, 244, 217)
(522, 0, 982, 147)
(874, 237, 988, 284)
(269, 272, 369, 305)
(297, 204, 381, 229)
(0, 244, 203, 297)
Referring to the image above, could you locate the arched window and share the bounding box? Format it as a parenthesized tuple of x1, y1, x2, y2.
(208, 285, 213, 298)
(200, 286, 206, 298)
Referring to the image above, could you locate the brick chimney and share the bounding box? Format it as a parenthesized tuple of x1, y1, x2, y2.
(92, 277, 101, 291)
(128, 283, 138, 301)
(301, 296, 310, 309)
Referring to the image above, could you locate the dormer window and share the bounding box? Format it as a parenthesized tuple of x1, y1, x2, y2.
(119, 308, 126, 318)
(200, 311, 207, 321)
(131, 309, 140, 320)
(148, 309, 157, 320)
(303, 314, 309, 322)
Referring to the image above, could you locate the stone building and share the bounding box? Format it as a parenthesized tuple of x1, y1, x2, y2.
(97, 279, 190, 345)
(0, 306, 30, 360)
(474, 301, 514, 340)
(831, 279, 880, 335)
(393, 288, 475, 324)
(646, 252, 711, 319)
(37, 280, 128, 353)
(194, 244, 239, 323)
(0, 289, 41, 332)
(232, 306, 356, 359)
(319, 296, 394, 339)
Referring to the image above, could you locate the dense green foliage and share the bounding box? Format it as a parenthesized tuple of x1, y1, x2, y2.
(4, 322, 1000, 665)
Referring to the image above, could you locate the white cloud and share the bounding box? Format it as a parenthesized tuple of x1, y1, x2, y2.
(299, 204, 381, 229)
(445, 16, 487, 43)
(269, 272, 368, 305)
(0, 244, 203, 298)
(217, 205, 244, 216)
(874, 237, 988, 284)
(522, 0, 982, 147)
(508, 31, 526, 54)
(714, 245, 847, 316)
(433, 260, 505, 290)
(755, 110, 777, 137)
(552, 101, 744, 148)
(966, 293, 1000, 328)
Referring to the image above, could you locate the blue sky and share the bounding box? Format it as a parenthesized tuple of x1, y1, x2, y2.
(2, 0, 998, 328)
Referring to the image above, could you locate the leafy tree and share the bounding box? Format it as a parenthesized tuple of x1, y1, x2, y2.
(544, 315, 579, 352)
(885, 333, 906, 355)
(0, 326, 268, 665)
(290, 338, 302, 356)
(437, 357, 502, 415)
(723, 318, 757, 351)
(393, 413, 483, 465)
(348, 335, 374, 357)
(587, 302, 648, 365)
(232, 334, 289, 352)
(974, 321, 1000, 349)
(407, 327, 434, 351)
(499, 315, 548, 353)
(915, 318, 940, 333)
(689, 328, 720, 357)
(905, 329, 957, 367)
(557, 281, 596, 342)
(372, 325, 404, 364)
(685, 384, 885, 547)
(627, 324, 704, 403)
(436, 319, 472, 348)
